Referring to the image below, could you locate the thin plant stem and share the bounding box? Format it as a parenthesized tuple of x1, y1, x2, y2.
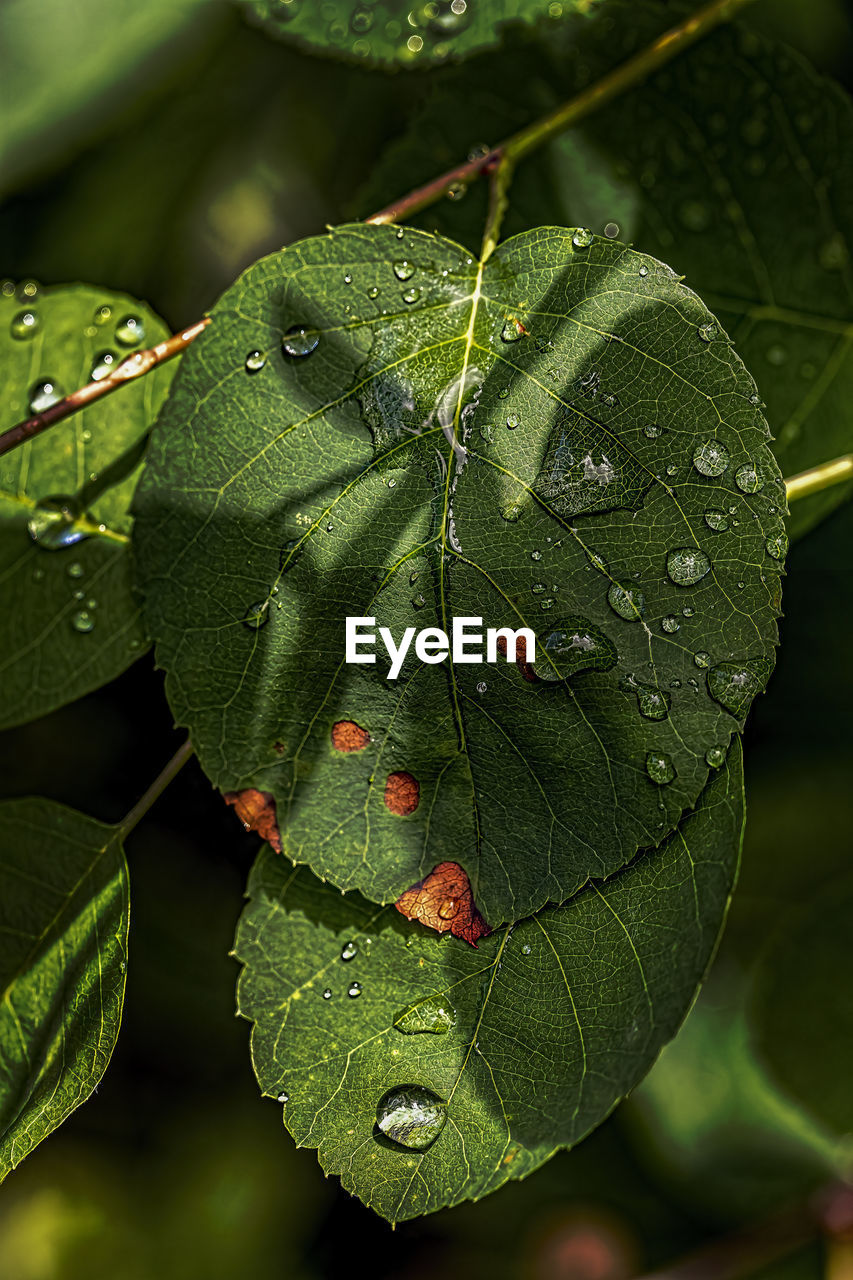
(480, 155, 515, 264)
(117, 737, 194, 841)
(785, 454, 853, 504)
(0, 0, 756, 461)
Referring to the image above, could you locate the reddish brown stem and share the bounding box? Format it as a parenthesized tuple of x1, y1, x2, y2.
(0, 318, 209, 456)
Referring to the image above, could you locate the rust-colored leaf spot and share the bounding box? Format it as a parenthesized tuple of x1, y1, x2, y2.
(224, 788, 282, 853)
(384, 770, 420, 815)
(331, 719, 370, 752)
(395, 861, 491, 947)
(496, 633, 537, 683)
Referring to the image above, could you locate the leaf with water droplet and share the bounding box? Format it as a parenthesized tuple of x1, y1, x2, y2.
(234, 745, 744, 1221)
(0, 283, 173, 730)
(136, 223, 781, 925)
(0, 798, 129, 1181)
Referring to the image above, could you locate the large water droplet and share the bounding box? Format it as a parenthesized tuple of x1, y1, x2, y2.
(376, 1085, 447, 1151)
(705, 745, 727, 768)
(11, 310, 39, 339)
(28, 379, 64, 414)
(394, 994, 456, 1035)
(666, 547, 711, 587)
(393, 260, 414, 281)
(27, 496, 88, 550)
(242, 600, 270, 629)
(707, 661, 765, 716)
(635, 684, 671, 721)
(765, 531, 788, 560)
(693, 440, 730, 477)
(534, 617, 617, 681)
(735, 461, 764, 493)
(282, 327, 319, 358)
(607, 582, 645, 621)
(704, 508, 730, 532)
(661, 615, 680, 634)
(501, 318, 525, 343)
(572, 228, 594, 248)
(115, 314, 146, 347)
(646, 750, 676, 784)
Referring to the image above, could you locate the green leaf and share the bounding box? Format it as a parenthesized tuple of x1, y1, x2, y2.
(0, 283, 175, 729)
(135, 222, 782, 924)
(234, 742, 743, 1223)
(749, 871, 853, 1137)
(242, 0, 605, 69)
(0, 798, 129, 1180)
(362, 6, 853, 535)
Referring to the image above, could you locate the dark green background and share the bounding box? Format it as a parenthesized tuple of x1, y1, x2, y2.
(2, 0, 852, 1275)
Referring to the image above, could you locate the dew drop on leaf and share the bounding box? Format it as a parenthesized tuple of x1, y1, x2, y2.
(28, 379, 64, 413)
(501, 319, 525, 343)
(376, 1085, 447, 1151)
(572, 228, 594, 248)
(666, 548, 711, 586)
(661, 615, 680, 633)
(635, 684, 671, 720)
(27, 496, 88, 550)
(242, 600, 270, 630)
(704, 508, 730, 532)
(735, 461, 764, 493)
(707, 661, 765, 716)
(340, 940, 358, 961)
(281, 326, 319, 358)
(347, 981, 362, 998)
(90, 351, 117, 382)
(694, 651, 711, 669)
(607, 582, 645, 621)
(71, 609, 95, 634)
(393, 260, 414, 281)
(115, 314, 145, 347)
(402, 286, 420, 304)
(697, 322, 717, 343)
(765, 532, 788, 560)
(706, 745, 727, 768)
(693, 440, 730, 477)
(245, 350, 266, 372)
(322, 988, 332, 1000)
(11, 309, 39, 339)
(394, 995, 456, 1035)
(646, 750, 676, 784)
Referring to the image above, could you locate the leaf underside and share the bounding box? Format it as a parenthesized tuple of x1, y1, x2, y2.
(235, 742, 743, 1223)
(136, 222, 781, 925)
(0, 284, 174, 730)
(243, 0, 605, 69)
(0, 798, 129, 1180)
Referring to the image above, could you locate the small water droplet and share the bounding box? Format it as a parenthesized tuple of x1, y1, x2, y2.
(476, 680, 487, 694)
(704, 508, 730, 532)
(694, 650, 711, 668)
(707, 661, 765, 716)
(706, 745, 727, 768)
(347, 981, 362, 998)
(115, 314, 145, 347)
(530, 550, 542, 561)
(661, 615, 680, 634)
(11, 310, 39, 339)
(644, 422, 662, 439)
(735, 461, 764, 493)
(693, 440, 730, 477)
(277, 1091, 289, 1104)
(636, 685, 671, 721)
(394, 995, 456, 1035)
(71, 609, 95, 634)
(242, 600, 270, 629)
(282, 326, 319, 358)
(639, 265, 649, 278)
(402, 286, 420, 304)
(341, 940, 358, 961)
(367, 285, 380, 300)
(521, 943, 532, 955)
(646, 750, 676, 784)
(667, 547, 711, 586)
(607, 582, 645, 621)
(28, 379, 64, 414)
(572, 228, 594, 249)
(604, 221, 619, 239)
(765, 531, 787, 560)
(27, 496, 88, 550)
(90, 351, 117, 381)
(67, 561, 84, 579)
(697, 321, 717, 343)
(501, 318, 525, 343)
(505, 413, 520, 430)
(376, 1085, 447, 1151)
(412, 593, 427, 610)
(245, 350, 266, 372)
(393, 260, 415, 281)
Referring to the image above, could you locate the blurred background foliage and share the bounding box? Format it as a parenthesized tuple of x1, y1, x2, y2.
(2, 0, 853, 1276)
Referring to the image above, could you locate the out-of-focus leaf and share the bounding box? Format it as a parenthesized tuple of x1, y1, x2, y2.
(134, 222, 781, 924)
(0, 0, 221, 198)
(0, 283, 174, 729)
(242, 0, 605, 70)
(0, 798, 129, 1180)
(750, 871, 853, 1137)
(235, 746, 743, 1223)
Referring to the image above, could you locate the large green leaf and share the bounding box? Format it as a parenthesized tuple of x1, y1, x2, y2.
(135, 222, 782, 924)
(749, 871, 853, 1138)
(242, 0, 605, 69)
(0, 283, 174, 729)
(0, 798, 129, 1180)
(235, 742, 743, 1223)
(363, 6, 853, 536)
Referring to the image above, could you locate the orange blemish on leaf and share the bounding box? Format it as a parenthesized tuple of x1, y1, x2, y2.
(224, 788, 282, 853)
(496, 633, 537, 683)
(384, 771, 420, 815)
(331, 720, 370, 752)
(395, 861, 490, 947)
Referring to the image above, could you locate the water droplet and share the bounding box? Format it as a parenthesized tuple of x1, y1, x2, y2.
(697, 321, 717, 343)
(661, 615, 680, 633)
(540, 597, 555, 611)
(277, 1091, 289, 1104)
(412, 593, 427, 610)
(27, 496, 88, 550)
(693, 440, 730, 477)
(735, 461, 764, 493)
(376, 1085, 447, 1150)
(607, 582, 645, 621)
(351, 6, 374, 32)
(505, 413, 520, 430)
(447, 181, 467, 201)
(476, 680, 487, 694)
(604, 221, 620, 239)
(28, 379, 64, 414)
(646, 750, 676, 784)
(11, 310, 39, 339)
(572, 228, 594, 248)
(765, 531, 787, 560)
(704, 508, 730, 532)
(115, 314, 145, 347)
(245, 350, 266, 372)
(667, 547, 711, 586)
(394, 994, 456, 1035)
(639, 265, 649, 278)
(393, 260, 414, 281)
(16, 279, 38, 300)
(694, 650, 711, 668)
(347, 981, 362, 998)
(282, 326, 319, 358)
(501, 318, 525, 343)
(402, 286, 420, 304)
(67, 561, 84, 579)
(367, 285, 380, 301)
(706, 745, 727, 768)
(707, 662, 766, 716)
(92, 304, 112, 326)
(535, 617, 617, 681)
(635, 685, 671, 720)
(644, 422, 662, 439)
(90, 351, 117, 382)
(340, 940, 358, 961)
(242, 600, 270, 629)
(530, 550, 542, 561)
(71, 609, 95, 634)
(322, 988, 332, 1000)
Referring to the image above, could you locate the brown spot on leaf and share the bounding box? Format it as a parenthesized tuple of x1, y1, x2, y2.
(224, 788, 282, 853)
(496, 633, 538, 683)
(395, 861, 490, 947)
(384, 770, 420, 815)
(272, 741, 285, 755)
(331, 720, 370, 752)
